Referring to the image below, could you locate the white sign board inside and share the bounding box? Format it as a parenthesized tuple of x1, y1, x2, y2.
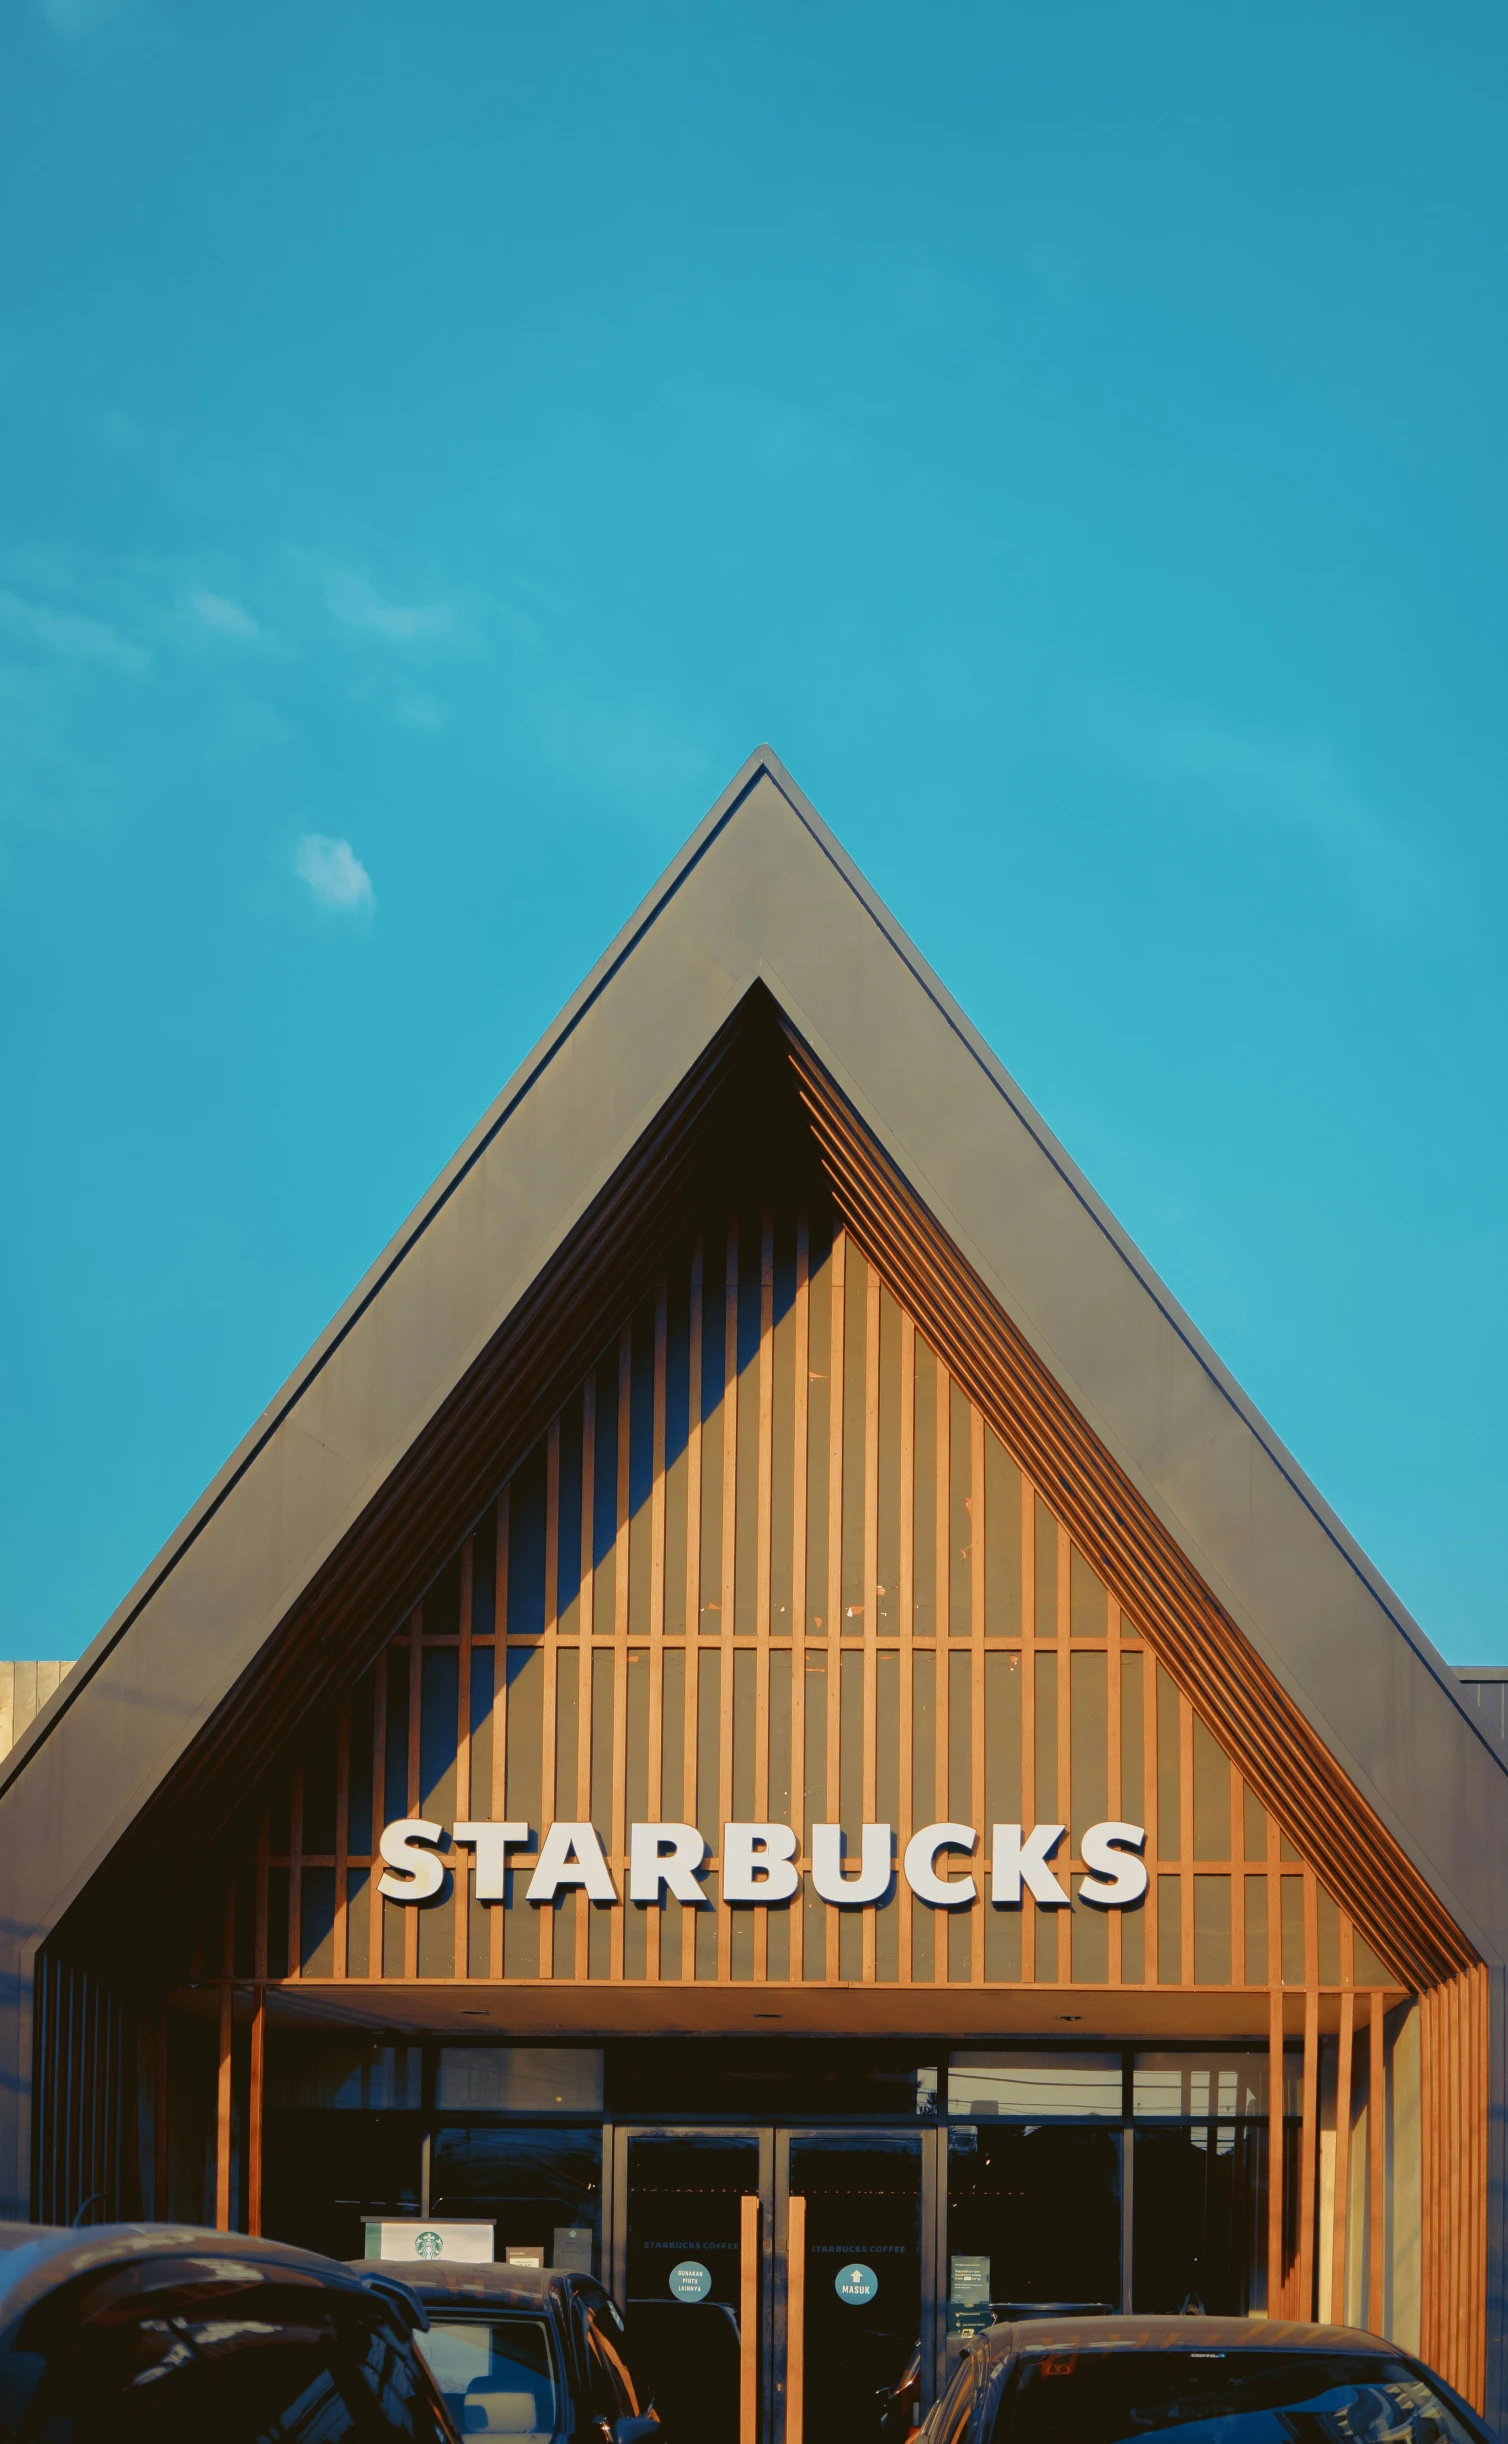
(365, 2220, 495, 2263)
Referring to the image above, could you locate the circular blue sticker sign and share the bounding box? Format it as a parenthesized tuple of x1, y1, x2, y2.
(835, 2262, 879, 2306)
(669, 2260, 713, 2303)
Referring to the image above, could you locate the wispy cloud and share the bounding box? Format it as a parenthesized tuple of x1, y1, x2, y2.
(33, 0, 122, 33)
(538, 697, 711, 799)
(325, 570, 454, 643)
(0, 588, 150, 674)
(191, 589, 261, 641)
(1155, 720, 1429, 919)
(295, 834, 375, 914)
(1102, 705, 1432, 931)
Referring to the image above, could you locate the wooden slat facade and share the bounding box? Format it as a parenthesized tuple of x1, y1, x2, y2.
(237, 1215, 1404, 2010)
(188, 1187, 1488, 2400)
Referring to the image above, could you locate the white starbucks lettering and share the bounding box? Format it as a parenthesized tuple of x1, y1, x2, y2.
(374, 1817, 1151, 1908)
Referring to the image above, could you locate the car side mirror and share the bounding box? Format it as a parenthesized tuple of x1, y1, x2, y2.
(613, 2417, 662, 2444)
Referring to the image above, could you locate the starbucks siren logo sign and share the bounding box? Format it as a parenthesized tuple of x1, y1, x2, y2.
(415, 2230, 445, 2261)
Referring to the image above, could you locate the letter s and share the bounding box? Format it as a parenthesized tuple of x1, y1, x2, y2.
(378, 1819, 446, 1902)
(1079, 1821, 1148, 1907)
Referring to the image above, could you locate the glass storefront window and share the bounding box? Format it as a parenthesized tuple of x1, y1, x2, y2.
(434, 2047, 604, 2111)
(949, 2052, 1122, 2118)
(268, 2040, 423, 2110)
(946, 2124, 1121, 2329)
(431, 2124, 603, 2271)
(1133, 2050, 1296, 2117)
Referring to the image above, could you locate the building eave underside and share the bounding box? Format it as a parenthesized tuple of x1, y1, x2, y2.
(51, 996, 1481, 2000)
(12, 750, 1505, 1990)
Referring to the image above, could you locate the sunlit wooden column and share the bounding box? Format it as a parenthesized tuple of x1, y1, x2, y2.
(453, 1537, 473, 1978)
(1177, 1691, 1194, 1993)
(739, 2192, 760, 2444)
(288, 1760, 304, 1985)
(488, 1490, 510, 1979)
(932, 1353, 951, 1981)
(577, 1368, 602, 1979)
(1331, 1920, 1355, 2323)
(1140, 1638, 1158, 1991)
(786, 2192, 807, 2444)
(861, 1258, 880, 1982)
(1228, 1756, 1244, 1995)
(755, 1216, 775, 1984)
(1267, 1983, 1285, 2314)
(1299, 1984, 1319, 2313)
(1107, 1600, 1123, 1986)
(1054, 1521, 1070, 1983)
(334, 1696, 351, 1980)
(215, 1878, 235, 2232)
(789, 1218, 809, 1986)
(1367, 1990, 1386, 2333)
(895, 1307, 914, 1987)
(403, 1619, 421, 1979)
(968, 1403, 985, 1982)
(824, 1231, 845, 1983)
(153, 2004, 169, 2217)
(681, 1238, 703, 1982)
(1019, 1476, 1036, 1984)
(645, 1274, 668, 1987)
(610, 1321, 632, 1983)
(717, 1220, 738, 1980)
(247, 1987, 266, 2236)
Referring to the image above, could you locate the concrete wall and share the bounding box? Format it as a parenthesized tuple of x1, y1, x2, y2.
(0, 1665, 73, 1760)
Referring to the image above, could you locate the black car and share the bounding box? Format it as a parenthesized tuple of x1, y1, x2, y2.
(921, 2315, 1496, 2444)
(0, 2219, 456, 2444)
(351, 2260, 660, 2444)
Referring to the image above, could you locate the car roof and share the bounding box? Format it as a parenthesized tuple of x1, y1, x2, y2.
(0, 2222, 379, 2331)
(972, 2315, 1397, 2361)
(349, 2259, 600, 2311)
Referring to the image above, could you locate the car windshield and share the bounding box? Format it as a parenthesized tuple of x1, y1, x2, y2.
(990, 2349, 1481, 2443)
(416, 2315, 559, 2443)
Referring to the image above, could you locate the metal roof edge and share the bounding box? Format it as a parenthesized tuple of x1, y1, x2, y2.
(751, 750, 1508, 1787)
(3, 751, 781, 1788)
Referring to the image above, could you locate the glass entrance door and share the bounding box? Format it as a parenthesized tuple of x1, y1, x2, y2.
(613, 2126, 928, 2444)
(779, 2130, 926, 2444)
(614, 2127, 770, 2444)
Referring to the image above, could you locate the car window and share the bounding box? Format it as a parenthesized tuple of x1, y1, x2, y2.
(417, 2315, 559, 2443)
(932, 2350, 978, 2444)
(12, 2274, 453, 2444)
(582, 2302, 640, 2420)
(988, 2349, 1485, 2444)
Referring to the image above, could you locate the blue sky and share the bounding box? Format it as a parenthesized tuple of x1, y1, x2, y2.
(2, 2, 1505, 1665)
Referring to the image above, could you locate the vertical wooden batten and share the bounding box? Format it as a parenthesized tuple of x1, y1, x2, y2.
(247, 1987, 265, 2237)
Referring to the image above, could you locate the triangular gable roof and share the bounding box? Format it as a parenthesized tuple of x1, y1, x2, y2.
(4, 749, 1505, 2040)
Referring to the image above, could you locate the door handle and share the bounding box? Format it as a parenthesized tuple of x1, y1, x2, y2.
(741, 2192, 760, 2444)
(786, 2194, 806, 2444)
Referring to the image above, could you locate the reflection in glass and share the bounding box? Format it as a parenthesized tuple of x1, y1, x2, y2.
(1132, 2052, 1266, 2118)
(434, 2047, 604, 2111)
(1131, 2123, 1268, 2313)
(419, 2317, 558, 2444)
(431, 2125, 602, 2272)
(949, 2052, 1122, 2118)
(994, 2351, 1478, 2443)
(946, 2125, 1120, 2331)
(268, 2038, 423, 2110)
